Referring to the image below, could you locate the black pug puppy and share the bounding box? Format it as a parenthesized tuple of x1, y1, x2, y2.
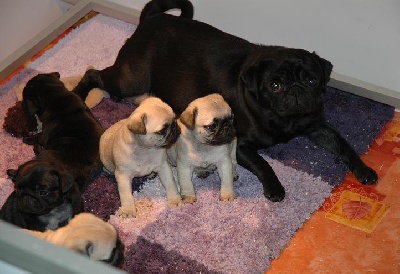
(0, 72, 104, 231)
(73, 0, 377, 202)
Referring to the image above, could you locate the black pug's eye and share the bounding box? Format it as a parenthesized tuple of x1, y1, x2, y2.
(305, 77, 319, 87)
(204, 123, 217, 132)
(38, 190, 50, 197)
(269, 81, 283, 93)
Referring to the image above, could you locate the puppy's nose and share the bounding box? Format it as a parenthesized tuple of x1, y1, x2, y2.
(221, 119, 236, 136)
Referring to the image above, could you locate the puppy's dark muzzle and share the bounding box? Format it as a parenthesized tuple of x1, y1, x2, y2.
(207, 124, 236, 146)
(16, 191, 49, 215)
(161, 120, 181, 148)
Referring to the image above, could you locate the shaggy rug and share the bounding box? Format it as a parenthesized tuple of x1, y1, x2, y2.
(0, 14, 394, 273)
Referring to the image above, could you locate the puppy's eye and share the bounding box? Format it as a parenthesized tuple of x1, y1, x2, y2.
(38, 190, 49, 197)
(269, 81, 283, 92)
(205, 123, 217, 132)
(156, 126, 168, 135)
(305, 77, 319, 87)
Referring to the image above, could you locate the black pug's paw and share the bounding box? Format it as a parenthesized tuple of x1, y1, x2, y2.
(264, 182, 285, 202)
(73, 69, 103, 101)
(353, 164, 378, 185)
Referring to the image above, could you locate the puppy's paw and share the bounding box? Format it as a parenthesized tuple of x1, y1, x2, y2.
(354, 165, 378, 185)
(167, 196, 182, 207)
(117, 205, 137, 218)
(182, 195, 197, 204)
(219, 191, 236, 202)
(264, 183, 285, 202)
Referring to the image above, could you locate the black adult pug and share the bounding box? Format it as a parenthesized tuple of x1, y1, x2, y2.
(74, 0, 378, 202)
(0, 72, 104, 230)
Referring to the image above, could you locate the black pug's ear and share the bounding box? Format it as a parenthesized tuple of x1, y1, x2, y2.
(241, 60, 273, 99)
(128, 114, 147, 135)
(313, 52, 333, 85)
(50, 72, 61, 79)
(23, 85, 44, 117)
(23, 94, 42, 117)
(6, 169, 18, 181)
(180, 107, 197, 130)
(56, 170, 75, 194)
(23, 99, 41, 133)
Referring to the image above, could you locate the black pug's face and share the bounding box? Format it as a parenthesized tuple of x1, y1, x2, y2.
(7, 160, 73, 215)
(22, 72, 63, 118)
(241, 48, 333, 117)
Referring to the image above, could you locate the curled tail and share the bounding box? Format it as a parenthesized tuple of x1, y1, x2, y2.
(139, 0, 194, 22)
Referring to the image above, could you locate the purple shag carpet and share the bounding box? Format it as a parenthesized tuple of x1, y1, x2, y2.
(0, 14, 394, 273)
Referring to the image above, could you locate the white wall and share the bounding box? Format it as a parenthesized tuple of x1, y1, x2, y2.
(0, 0, 72, 63)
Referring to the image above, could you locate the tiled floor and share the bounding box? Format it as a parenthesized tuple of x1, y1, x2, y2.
(267, 112, 400, 274)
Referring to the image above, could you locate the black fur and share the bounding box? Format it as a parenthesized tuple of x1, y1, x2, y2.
(73, 0, 377, 202)
(0, 72, 104, 230)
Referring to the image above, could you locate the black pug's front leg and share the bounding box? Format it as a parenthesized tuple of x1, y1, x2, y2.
(308, 122, 378, 184)
(237, 144, 285, 202)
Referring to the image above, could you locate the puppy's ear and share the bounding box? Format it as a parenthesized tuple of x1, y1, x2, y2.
(23, 96, 42, 117)
(313, 52, 333, 85)
(50, 72, 61, 79)
(128, 114, 147, 135)
(6, 169, 18, 180)
(57, 170, 75, 194)
(241, 60, 273, 99)
(180, 107, 197, 130)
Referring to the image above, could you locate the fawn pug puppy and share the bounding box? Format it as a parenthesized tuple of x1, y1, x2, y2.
(168, 94, 237, 203)
(23, 213, 124, 267)
(100, 97, 181, 218)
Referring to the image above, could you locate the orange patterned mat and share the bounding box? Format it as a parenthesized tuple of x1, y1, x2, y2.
(268, 111, 400, 273)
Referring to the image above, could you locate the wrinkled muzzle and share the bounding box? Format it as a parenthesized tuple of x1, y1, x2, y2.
(207, 119, 236, 146)
(16, 190, 50, 215)
(274, 86, 323, 116)
(161, 120, 181, 148)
